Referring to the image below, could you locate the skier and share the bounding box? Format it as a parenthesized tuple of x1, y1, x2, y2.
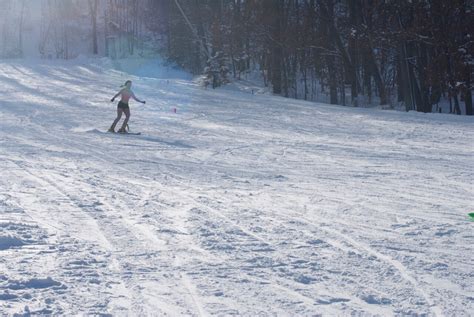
(109, 80, 146, 133)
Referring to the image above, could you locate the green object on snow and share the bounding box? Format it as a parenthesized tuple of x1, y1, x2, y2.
(469, 213, 474, 221)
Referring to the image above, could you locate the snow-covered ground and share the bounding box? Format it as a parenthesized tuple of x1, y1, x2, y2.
(1, 59, 473, 316)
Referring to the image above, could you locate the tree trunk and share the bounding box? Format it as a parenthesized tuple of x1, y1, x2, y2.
(319, 0, 338, 104)
(18, 0, 26, 57)
(348, 0, 359, 105)
(464, 64, 473, 115)
(453, 92, 461, 115)
(328, 56, 338, 104)
(269, 0, 282, 94)
(321, 0, 359, 103)
(89, 0, 99, 55)
(368, 47, 387, 105)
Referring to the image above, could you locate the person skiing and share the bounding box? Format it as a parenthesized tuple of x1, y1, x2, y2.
(109, 80, 146, 133)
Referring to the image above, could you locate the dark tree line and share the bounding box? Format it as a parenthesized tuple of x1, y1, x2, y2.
(1, 0, 471, 114)
(148, 0, 472, 115)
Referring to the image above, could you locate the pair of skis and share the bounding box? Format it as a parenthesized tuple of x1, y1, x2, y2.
(109, 130, 141, 135)
(108, 124, 141, 135)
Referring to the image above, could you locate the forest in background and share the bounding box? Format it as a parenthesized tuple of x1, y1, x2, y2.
(0, 0, 472, 114)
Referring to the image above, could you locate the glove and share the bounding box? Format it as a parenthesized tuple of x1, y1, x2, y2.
(111, 98, 115, 102)
(142, 101, 146, 104)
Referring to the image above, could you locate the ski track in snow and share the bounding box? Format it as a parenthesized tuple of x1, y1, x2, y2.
(1, 61, 473, 316)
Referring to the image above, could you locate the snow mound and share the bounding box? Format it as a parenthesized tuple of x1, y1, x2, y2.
(7, 277, 63, 290)
(0, 222, 46, 250)
(0, 236, 24, 250)
(0, 292, 18, 301)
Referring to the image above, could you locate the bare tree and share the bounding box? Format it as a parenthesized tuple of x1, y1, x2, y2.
(18, 0, 26, 57)
(88, 0, 99, 54)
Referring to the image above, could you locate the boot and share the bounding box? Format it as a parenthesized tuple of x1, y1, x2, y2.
(117, 127, 127, 133)
(108, 122, 117, 133)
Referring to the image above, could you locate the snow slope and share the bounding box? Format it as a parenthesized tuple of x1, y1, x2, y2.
(0, 59, 473, 316)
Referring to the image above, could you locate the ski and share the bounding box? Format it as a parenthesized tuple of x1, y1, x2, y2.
(107, 131, 141, 135)
(119, 132, 141, 135)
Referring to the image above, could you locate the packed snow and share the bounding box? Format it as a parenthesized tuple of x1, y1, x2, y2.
(0, 59, 473, 316)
